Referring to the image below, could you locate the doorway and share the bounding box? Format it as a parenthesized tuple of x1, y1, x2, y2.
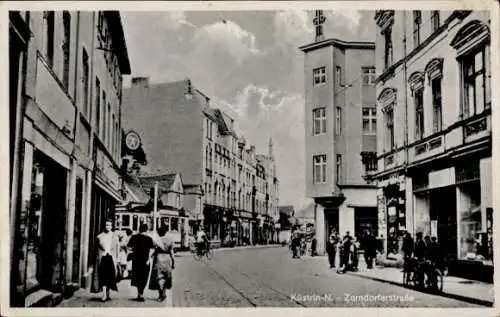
(27, 150, 68, 293)
(430, 186, 457, 259)
(325, 208, 339, 241)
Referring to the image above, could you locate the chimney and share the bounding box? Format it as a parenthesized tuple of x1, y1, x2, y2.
(131, 77, 150, 88)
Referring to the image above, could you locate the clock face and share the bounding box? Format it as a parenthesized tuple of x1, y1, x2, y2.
(125, 131, 141, 150)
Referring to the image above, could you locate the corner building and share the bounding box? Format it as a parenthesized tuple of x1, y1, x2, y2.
(300, 28, 379, 255)
(371, 10, 492, 281)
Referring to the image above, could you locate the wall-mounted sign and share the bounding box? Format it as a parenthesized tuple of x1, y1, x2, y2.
(125, 131, 141, 151)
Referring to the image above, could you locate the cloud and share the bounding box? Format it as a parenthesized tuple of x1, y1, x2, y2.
(273, 10, 312, 49)
(192, 20, 260, 64)
(162, 11, 197, 30)
(215, 85, 307, 209)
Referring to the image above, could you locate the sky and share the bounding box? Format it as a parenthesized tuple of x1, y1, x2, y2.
(121, 10, 376, 212)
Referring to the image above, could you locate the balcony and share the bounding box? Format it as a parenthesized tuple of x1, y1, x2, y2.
(464, 114, 490, 143)
(410, 135, 444, 162)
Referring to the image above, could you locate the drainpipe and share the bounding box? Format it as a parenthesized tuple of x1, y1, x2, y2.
(402, 13, 412, 239)
(403, 12, 409, 166)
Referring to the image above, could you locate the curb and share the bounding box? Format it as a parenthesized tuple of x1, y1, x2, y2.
(214, 244, 283, 252)
(347, 271, 494, 307)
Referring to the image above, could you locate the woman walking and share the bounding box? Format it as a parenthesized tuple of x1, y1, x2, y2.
(128, 224, 154, 301)
(91, 219, 120, 302)
(149, 225, 175, 305)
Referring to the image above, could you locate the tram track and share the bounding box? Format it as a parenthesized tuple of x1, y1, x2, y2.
(199, 257, 308, 307)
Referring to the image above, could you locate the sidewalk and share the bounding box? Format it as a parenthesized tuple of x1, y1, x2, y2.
(347, 260, 494, 307)
(58, 279, 175, 308)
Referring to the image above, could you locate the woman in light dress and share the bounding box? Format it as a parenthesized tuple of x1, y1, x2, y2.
(148, 225, 175, 305)
(91, 219, 120, 301)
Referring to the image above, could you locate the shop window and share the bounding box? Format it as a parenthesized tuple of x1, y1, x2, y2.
(458, 181, 487, 261)
(122, 214, 130, 227)
(171, 217, 179, 231)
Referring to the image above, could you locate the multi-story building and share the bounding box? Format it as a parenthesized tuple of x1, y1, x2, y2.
(371, 10, 492, 281)
(299, 11, 378, 255)
(9, 11, 130, 306)
(122, 78, 279, 246)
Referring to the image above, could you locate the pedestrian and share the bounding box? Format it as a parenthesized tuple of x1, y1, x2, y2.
(402, 231, 414, 270)
(414, 232, 426, 260)
(326, 236, 336, 268)
(127, 223, 154, 302)
(351, 237, 360, 271)
(149, 225, 176, 305)
(363, 230, 376, 269)
(291, 227, 300, 258)
(339, 231, 353, 273)
(311, 236, 317, 257)
(91, 219, 120, 302)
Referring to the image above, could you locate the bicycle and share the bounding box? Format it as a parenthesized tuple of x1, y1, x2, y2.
(403, 257, 443, 293)
(192, 243, 214, 261)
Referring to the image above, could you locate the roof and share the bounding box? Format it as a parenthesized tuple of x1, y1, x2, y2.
(203, 107, 238, 138)
(279, 205, 295, 217)
(299, 38, 375, 53)
(138, 173, 178, 192)
(122, 175, 150, 203)
(104, 11, 131, 74)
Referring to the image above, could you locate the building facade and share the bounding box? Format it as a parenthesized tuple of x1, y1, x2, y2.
(122, 78, 280, 246)
(300, 12, 378, 255)
(9, 11, 130, 307)
(371, 10, 492, 280)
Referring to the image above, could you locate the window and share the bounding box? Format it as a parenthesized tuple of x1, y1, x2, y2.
(432, 77, 443, 133)
(413, 11, 422, 47)
(95, 78, 101, 133)
(115, 120, 119, 158)
(107, 103, 111, 148)
(462, 48, 488, 118)
(336, 66, 342, 86)
(362, 107, 377, 134)
(335, 107, 342, 135)
(383, 28, 393, 69)
(82, 49, 90, 118)
(385, 107, 394, 150)
(362, 67, 376, 85)
(431, 11, 440, 32)
(313, 154, 327, 184)
(111, 115, 116, 154)
(414, 89, 424, 139)
(336, 154, 342, 184)
(312, 107, 326, 135)
(62, 11, 71, 89)
(313, 67, 326, 86)
(44, 11, 55, 68)
(101, 91, 106, 139)
(122, 214, 130, 227)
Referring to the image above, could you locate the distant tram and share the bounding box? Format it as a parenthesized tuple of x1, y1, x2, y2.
(115, 203, 191, 250)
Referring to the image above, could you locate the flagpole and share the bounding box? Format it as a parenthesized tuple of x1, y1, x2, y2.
(153, 181, 158, 232)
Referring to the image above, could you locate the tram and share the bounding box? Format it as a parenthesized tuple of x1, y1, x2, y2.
(115, 203, 191, 251)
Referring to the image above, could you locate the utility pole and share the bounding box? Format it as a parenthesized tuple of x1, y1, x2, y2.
(153, 181, 159, 231)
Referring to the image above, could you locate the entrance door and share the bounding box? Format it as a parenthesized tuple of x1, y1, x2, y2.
(354, 207, 378, 248)
(38, 152, 68, 291)
(325, 208, 339, 246)
(430, 187, 457, 259)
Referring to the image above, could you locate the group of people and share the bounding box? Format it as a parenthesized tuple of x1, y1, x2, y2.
(91, 220, 176, 304)
(402, 231, 443, 268)
(289, 227, 317, 258)
(325, 230, 378, 273)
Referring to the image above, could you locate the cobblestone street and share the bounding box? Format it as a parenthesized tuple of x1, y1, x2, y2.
(60, 246, 485, 308)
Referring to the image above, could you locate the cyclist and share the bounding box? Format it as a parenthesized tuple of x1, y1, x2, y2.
(196, 228, 209, 255)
